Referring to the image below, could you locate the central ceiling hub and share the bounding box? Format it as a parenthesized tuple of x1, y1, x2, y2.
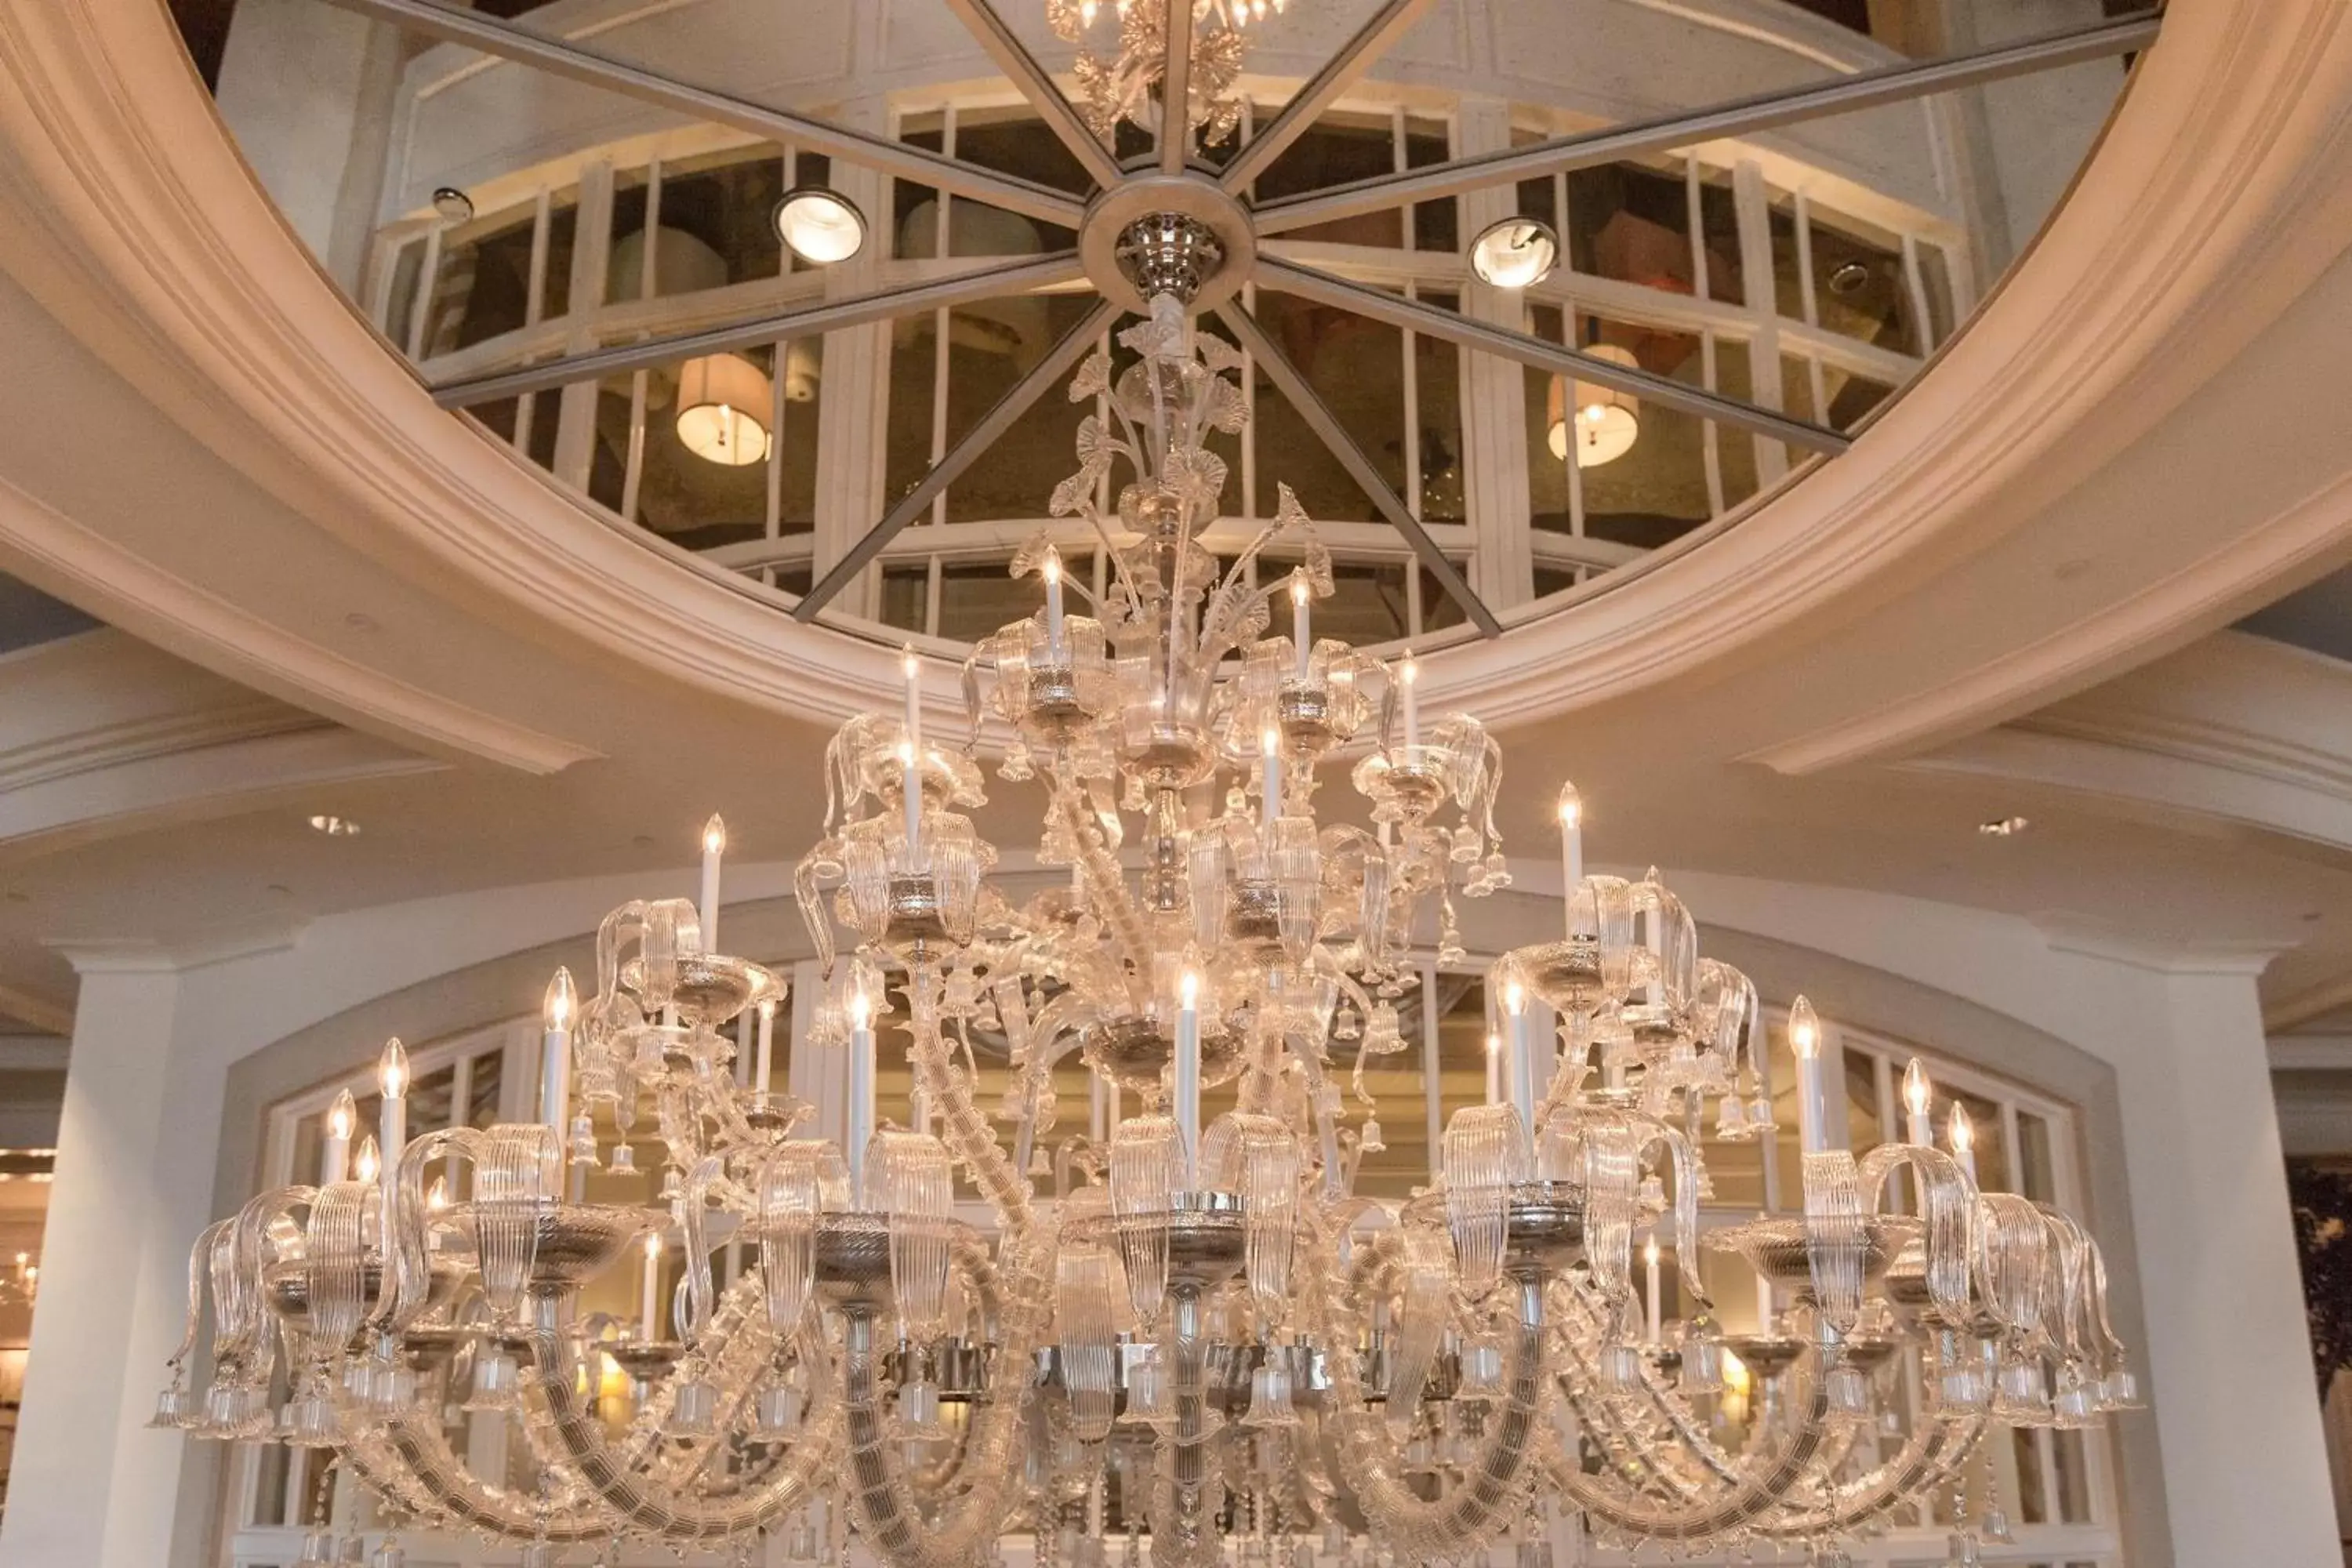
(1114, 213, 1225, 307)
(1079, 172, 1258, 315)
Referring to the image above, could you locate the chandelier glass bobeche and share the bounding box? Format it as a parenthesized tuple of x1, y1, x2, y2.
(156, 278, 2138, 1568)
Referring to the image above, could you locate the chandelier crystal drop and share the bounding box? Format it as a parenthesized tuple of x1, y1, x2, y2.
(1050, 0, 1272, 147)
(154, 285, 2138, 1566)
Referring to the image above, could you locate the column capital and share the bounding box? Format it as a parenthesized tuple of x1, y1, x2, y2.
(47, 920, 307, 978)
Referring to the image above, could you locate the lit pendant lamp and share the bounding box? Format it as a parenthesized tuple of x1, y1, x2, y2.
(1546, 343, 1641, 469)
(773, 186, 867, 265)
(676, 354, 773, 466)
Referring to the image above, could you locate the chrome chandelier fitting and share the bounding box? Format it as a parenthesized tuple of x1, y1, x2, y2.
(153, 290, 2138, 1568)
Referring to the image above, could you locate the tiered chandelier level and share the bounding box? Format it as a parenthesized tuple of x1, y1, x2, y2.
(155, 225, 2137, 1568)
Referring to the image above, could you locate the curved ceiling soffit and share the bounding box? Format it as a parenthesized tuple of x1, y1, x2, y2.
(0, 0, 2348, 740)
(0, 630, 447, 862)
(1901, 630, 2352, 860)
(0, 463, 597, 775)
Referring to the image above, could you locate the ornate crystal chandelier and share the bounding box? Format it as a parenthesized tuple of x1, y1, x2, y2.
(152, 260, 2140, 1568)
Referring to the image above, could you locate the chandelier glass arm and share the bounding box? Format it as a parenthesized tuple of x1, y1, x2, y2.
(524, 1290, 843, 1540)
(906, 969, 1041, 1233)
(837, 1235, 1050, 1568)
(1305, 1211, 1555, 1555)
(1758, 1410, 1988, 1538)
(1549, 1341, 1841, 1542)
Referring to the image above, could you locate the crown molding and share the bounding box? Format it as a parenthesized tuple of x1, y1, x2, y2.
(1896, 630, 2352, 855)
(49, 920, 308, 978)
(0, 0, 2342, 742)
(2031, 912, 2287, 978)
(1748, 470, 2352, 775)
(0, 472, 598, 775)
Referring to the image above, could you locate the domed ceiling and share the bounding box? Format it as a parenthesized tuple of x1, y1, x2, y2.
(186, 0, 2151, 652)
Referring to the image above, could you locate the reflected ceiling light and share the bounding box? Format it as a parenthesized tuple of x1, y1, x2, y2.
(772, 186, 867, 265)
(1546, 343, 1642, 468)
(1468, 216, 1559, 289)
(1977, 815, 2030, 837)
(675, 354, 773, 466)
(307, 815, 360, 837)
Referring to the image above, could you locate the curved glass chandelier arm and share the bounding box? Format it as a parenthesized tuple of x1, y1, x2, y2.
(377, 1127, 481, 1334)
(907, 982, 1036, 1235)
(219, 1186, 313, 1376)
(1759, 1410, 1989, 1538)
(166, 1218, 234, 1380)
(1857, 1142, 1974, 1327)
(1051, 775, 1155, 1015)
(524, 1292, 840, 1541)
(837, 1232, 1048, 1568)
(1550, 1341, 1836, 1542)
(1553, 1278, 1740, 1495)
(1306, 1206, 1551, 1555)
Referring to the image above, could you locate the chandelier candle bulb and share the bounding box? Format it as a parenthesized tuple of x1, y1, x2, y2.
(1788, 997, 1828, 1153)
(641, 1233, 661, 1341)
(1261, 728, 1282, 826)
(1044, 550, 1066, 659)
(1290, 571, 1312, 680)
(1505, 982, 1538, 1138)
(849, 991, 876, 1204)
(540, 968, 576, 1133)
(699, 817, 726, 950)
(1902, 1058, 1933, 1145)
(353, 1134, 380, 1188)
(1558, 783, 1584, 926)
(1177, 971, 1202, 1186)
(1949, 1102, 1978, 1182)
(755, 998, 776, 1095)
(1644, 1235, 1663, 1346)
(376, 1038, 409, 1210)
(321, 1089, 356, 1185)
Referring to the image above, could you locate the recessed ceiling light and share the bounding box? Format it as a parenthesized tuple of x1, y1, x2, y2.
(1976, 815, 2028, 837)
(772, 185, 867, 264)
(1827, 260, 1871, 296)
(431, 186, 475, 224)
(308, 815, 361, 837)
(1468, 216, 1559, 289)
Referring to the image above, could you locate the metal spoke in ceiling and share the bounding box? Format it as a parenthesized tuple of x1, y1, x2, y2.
(308, 0, 2166, 638)
(794, 299, 1125, 620)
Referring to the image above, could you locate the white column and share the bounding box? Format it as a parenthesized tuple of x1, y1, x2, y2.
(1455, 97, 1534, 612)
(0, 951, 230, 1568)
(2104, 960, 2336, 1566)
